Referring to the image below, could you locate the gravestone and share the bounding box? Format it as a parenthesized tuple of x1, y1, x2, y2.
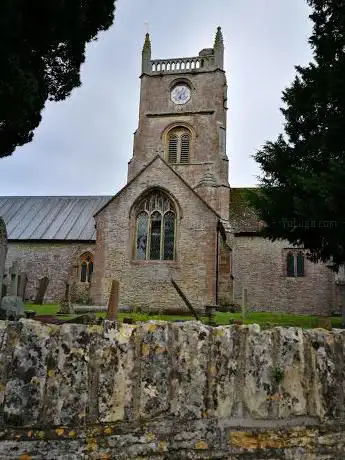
(0, 218, 7, 300)
(8, 262, 19, 296)
(57, 281, 74, 314)
(17, 272, 28, 300)
(34, 277, 49, 305)
(241, 287, 248, 320)
(0, 296, 25, 320)
(107, 279, 119, 321)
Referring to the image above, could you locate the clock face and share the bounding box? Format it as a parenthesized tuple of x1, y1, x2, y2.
(171, 85, 191, 105)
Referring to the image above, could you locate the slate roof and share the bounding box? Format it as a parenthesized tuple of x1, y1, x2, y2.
(0, 187, 262, 241)
(0, 196, 111, 241)
(229, 188, 263, 233)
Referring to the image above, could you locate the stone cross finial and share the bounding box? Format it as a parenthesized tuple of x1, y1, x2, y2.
(154, 146, 165, 157)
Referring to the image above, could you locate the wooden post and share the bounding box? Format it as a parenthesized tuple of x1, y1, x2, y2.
(241, 287, 248, 320)
(107, 280, 119, 321)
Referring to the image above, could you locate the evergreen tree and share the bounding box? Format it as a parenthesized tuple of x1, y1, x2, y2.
(249, 0, 345, 269)
(0, 0, 116, 158)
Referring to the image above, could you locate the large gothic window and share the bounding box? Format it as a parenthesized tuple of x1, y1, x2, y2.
(135, 191, 176, 261)
(167, 127, 191, 164)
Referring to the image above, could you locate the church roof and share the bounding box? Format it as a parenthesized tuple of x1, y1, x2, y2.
(0, 196, 111, 241)
(0, 188, 263, 241)
(229, 188, 263, 233)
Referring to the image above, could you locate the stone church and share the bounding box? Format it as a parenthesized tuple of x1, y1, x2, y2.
(0, 28, 342, 314)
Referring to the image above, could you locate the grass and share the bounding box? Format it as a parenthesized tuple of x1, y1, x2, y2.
(24, 303, 343, 329)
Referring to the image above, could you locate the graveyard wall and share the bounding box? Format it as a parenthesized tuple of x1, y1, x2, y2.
(0, 319, 345, 459)
(5, 242, 95, 302)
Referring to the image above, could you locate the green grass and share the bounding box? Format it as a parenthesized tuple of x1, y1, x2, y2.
(24, 304, 343, 329)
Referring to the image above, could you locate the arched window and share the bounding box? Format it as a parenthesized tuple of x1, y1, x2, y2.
(286, 250, 305, 277)
(135, 190, 176, 261)
(80, 252, 94, 282)
(167, 127, 191, 164)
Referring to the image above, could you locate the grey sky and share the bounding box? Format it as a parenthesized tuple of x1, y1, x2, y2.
(0, 0, 313, 196)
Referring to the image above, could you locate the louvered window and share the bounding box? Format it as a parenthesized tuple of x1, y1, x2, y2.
(180, 134, 190, 163)
(168, 135, 178, 163)
(135, 190, 176, 261)
(167, 128, 191, 164)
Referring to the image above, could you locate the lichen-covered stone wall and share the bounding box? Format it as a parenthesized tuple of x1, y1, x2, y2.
(0, 320, 345, 459)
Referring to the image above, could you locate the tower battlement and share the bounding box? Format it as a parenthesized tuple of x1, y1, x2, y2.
(142, 27, 224, 75)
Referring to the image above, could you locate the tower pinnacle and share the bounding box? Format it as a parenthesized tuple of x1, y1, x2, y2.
(142, 32, 151, 74)
(214, 26, 224, 69)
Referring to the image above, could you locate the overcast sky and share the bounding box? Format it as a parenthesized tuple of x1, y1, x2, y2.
(0, 0, 313, 196)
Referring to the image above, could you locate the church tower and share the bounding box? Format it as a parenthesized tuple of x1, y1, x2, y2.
(128, 27, 230, 220)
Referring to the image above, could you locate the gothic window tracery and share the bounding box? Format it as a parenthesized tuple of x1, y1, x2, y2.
(167, 127, 191, 164)
(80, 252, 94, 282)
(135, 190, 176, 261)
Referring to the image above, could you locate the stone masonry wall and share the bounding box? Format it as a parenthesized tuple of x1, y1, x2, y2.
(129, 71, 228, 189)
(0, 218, 7, 297)
(91, 157, 219, 310)
(0, 319, 345, 458)
(231, 235, 335, 315)
(5, 242, 95, 302)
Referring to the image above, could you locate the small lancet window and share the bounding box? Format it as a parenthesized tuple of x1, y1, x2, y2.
(166, 127, 191, 164)
(135, 190, 176, 261)
(80, 252, 94, 282)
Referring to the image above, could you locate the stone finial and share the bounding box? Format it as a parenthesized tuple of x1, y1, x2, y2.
(142, 33, 152, 74)
(214, 26, 224, 70)
(214, 26, 224, 47)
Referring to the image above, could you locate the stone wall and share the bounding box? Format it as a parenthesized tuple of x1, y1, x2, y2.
(0, 218, 7, 298)
(231, 235, 335, 315)
(0, 320, 345, 458)
(5, 242, 96, 302)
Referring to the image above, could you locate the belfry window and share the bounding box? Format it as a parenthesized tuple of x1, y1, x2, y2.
(80, 252, 94, 282)
(135, 190, 176, 261)
(167, 127, 191, 164)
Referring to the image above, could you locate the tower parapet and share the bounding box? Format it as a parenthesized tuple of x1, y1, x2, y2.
(141, 27, 224, 75)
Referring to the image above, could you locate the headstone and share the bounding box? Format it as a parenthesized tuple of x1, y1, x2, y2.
(57, 281, 74, 314)
(0, 295, 25, 320)
(17, 272, 28, 300)
(107, 279, 119, 321)
(0, 218, 8, 300)
(241, 287, 248, 320)
(34, 276, 49, 305)
(8, 261, 20, 297)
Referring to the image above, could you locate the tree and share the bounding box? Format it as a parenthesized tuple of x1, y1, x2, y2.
(0, 0, 116, 158)
(249, 0, 345, 270)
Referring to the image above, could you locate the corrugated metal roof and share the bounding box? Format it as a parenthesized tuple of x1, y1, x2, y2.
(0, 196, 111, 240)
